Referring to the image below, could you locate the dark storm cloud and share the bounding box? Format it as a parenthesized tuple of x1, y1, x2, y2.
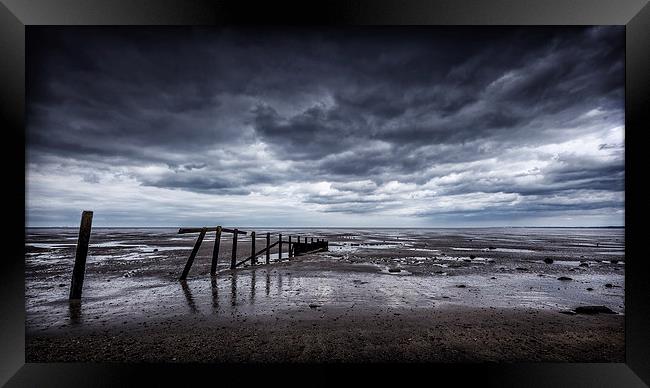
(27, 26, 625, 225)
(435, 154, 625, 198)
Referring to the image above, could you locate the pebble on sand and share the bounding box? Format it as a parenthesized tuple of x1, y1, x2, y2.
(574, 306, 616, 315)
(544, 258, 554, 264)
(557, 276, 573, 281)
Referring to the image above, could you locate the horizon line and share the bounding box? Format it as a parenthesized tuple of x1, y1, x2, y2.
(25, 225, 626, 229)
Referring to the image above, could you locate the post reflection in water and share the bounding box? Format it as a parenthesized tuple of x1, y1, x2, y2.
(230, 271, 237, 307)
(266, 270, 270, 296)
(250, 270, 256, 304)
(68, 300, 82, 324)
(180, 280, 198, 314)
(175, 267, 290, 314)
(211, 276, 219, 312)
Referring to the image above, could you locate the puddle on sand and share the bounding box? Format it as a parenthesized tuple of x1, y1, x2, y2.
(408, 248, 441, 253)
(25, 227, 626, 333)
(27, 243, 76, 249)
(329, 243, 402, 253)
(25, 266, 625, 334)
(451, 247, 536, 253)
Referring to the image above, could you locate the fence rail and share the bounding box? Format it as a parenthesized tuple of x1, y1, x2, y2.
(63, 210, 329, 299)
(178, 227, 245, 235)
(177, 226, 329, 280)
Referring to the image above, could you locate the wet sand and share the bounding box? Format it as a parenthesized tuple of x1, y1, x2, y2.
(25, 227, 625, 362)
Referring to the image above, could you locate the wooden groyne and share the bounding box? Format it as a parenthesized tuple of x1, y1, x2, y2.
(64, 211, 329, 300)
(178, 226, 329, 280)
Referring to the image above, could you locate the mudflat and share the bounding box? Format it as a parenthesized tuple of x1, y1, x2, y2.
(25, 227, 625, 362)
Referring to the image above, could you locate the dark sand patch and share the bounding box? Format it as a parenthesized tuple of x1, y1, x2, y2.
(25, 227, 625, 362)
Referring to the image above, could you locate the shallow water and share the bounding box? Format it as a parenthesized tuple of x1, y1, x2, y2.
(25, 227, 625, 334)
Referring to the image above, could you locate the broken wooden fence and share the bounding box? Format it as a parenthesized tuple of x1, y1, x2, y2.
(64, 209, 330, 299)
(177, 227, 329, 280)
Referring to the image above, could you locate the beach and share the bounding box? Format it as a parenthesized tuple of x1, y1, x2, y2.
(25, 227, 625, 362)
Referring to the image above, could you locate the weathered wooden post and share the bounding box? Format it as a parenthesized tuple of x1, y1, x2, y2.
(288, 235, 292, 258)
(311, 237, 314, 244)
(266, 232, 270, 264)
(230, 229, 239, 269)
(210, 226, 222, 276)
(250, 231, 256, 266)
(278, 233, 283, 261)
(69, 210, 93, 300)
(297, 236, 301, 243)
(180, 227, 207, 280)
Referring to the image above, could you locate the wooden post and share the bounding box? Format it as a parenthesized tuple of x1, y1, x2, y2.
(69, 210, 93, 300)
(278, 233, 282, 261)
(311, 237, 314, 244)
(266, 232, 270, 264)
(210, 226, 222, 276)
(250, 231, 256, 265)
(297, 236, 301, 243)
(180, 227, 206, 280)
(231, 229, 238, 269)
(288, 236, 292, 258)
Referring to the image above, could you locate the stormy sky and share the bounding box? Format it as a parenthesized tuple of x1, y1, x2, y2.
(26, 26, 625, 227)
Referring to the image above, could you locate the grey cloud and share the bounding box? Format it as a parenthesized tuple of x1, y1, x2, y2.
(27, 26, 625, 225)
(139, 173, 251, 195)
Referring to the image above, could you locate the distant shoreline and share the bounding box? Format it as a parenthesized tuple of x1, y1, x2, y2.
(25, 225, 625, 229)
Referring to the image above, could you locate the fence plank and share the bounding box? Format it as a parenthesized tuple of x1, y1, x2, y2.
(69, 210, 93, 300)
(278, 233, 282, 261)
(180, 227, 206, 280)
(231, 229, 239, 269)
(266, 232, 270, 264)
(179, 227, 245, 235)
(210, 226, 222, 276)
(250, 231, 256, 266)
(254, 240, 278, 257)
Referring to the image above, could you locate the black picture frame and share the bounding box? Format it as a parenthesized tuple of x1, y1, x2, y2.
(2, 0, 649, 386)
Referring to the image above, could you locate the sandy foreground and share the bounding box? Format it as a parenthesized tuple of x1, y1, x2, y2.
(25, 228, 625, 362)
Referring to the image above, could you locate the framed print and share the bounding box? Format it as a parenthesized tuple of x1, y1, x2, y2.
(2, 0, 649, 386)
